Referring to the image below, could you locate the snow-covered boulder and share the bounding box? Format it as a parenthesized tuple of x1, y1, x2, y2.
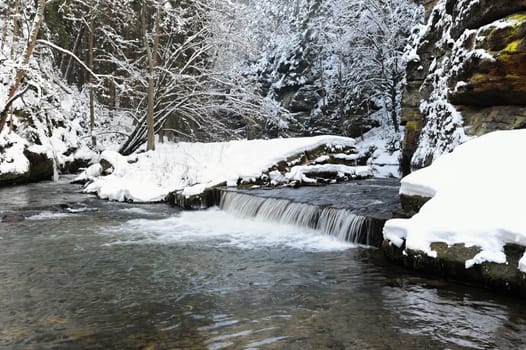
(383, 130, 526, 294)
(0, 133, 54, 185)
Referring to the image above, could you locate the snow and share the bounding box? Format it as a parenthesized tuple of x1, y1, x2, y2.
(356, 125, 403, 178)
(83, 135, 362, 202)
(384, 130, 526, 273)
(0, 133, 30, 175)
(286, 164, 372, 183)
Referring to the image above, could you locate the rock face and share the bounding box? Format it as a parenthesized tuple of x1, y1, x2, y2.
(401, 0, 526, 174)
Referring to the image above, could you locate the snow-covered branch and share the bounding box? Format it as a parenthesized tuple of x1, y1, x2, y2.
(36, 39, 101, 81)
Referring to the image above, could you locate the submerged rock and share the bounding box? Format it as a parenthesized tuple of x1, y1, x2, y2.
(1, 214, 26, 223)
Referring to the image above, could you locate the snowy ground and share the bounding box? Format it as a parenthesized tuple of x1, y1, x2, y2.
(80, 136, 372, 202)
(383, 130, 526, 273)
(355, 126, 403, 178)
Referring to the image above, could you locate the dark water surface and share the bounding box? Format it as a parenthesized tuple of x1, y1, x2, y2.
(1, 178, 525, 349)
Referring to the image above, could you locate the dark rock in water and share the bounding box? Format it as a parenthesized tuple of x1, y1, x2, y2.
(2, 214, 26, 223)
(167, 188, 222, 210)
(58, 202, 99, 213)
(386, 276, 448, 289)
(61, 157, 91, 174)
(24, 150, 54, 183)
(397, 194, 431, 218)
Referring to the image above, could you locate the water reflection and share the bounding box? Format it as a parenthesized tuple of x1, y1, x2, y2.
(382, 283, 526, 349)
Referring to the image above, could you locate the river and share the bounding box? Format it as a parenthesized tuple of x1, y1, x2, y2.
(1, 178, 525, 349)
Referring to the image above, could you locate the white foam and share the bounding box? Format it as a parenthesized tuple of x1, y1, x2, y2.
(107, 208, 354, 252)
(27, 211, 73, 220)
(119, 207, 157, 216)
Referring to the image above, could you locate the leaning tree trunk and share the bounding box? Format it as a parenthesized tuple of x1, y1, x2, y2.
(10, 0, 20, 59)
(0, 0, 47, 134)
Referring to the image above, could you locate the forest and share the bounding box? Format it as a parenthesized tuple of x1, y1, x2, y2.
(0, 0, 421, 161)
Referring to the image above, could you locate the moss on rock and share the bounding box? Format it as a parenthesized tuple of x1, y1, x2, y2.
(399, 194, 430, 217)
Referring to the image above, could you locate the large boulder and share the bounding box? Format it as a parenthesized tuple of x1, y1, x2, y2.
(0, 149, 53, 186)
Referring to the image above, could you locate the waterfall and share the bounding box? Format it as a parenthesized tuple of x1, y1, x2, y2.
(220, 191, 380, 246)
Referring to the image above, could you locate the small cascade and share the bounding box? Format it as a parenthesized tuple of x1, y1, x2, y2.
(318, 208, 366, 243)
(220, 191, 380, 246)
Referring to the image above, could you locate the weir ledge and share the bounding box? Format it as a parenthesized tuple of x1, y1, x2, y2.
(167, 179, 401, 247)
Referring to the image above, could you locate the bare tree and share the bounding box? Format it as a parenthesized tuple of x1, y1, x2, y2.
(320, 0, 422, 133)
(0, 0, 47, 134)
(142, 1, 162, 151)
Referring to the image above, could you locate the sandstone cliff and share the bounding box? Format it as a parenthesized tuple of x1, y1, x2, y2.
(401, 0, 526, 174)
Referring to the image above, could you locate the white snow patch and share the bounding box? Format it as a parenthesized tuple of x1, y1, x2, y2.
(84, 136, 361, 202)
(384, 130, 526, 272)
(286, 164, 372, 183)
(356, 126, 403, 178)
(333, 153, 359, 161)
(0, 133, 30, 175)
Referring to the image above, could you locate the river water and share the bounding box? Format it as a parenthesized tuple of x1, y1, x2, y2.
(1, 178, 526, 349)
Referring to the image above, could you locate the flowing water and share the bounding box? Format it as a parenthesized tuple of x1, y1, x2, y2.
(1, 178, 526, 349)
(220, 192, 370, 244)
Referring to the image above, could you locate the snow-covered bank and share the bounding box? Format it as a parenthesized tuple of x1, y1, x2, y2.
(384, 130, 526, 273)
(81, 136, 372, 202)
(0, 41, 132, 185)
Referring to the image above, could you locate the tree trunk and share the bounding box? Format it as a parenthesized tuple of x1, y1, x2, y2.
(143, 2, 161, 151)
(390, 83, 399, 133)
(7, 0, 21, 133)
(0, 0, 47, 135)
(0, 0, 10, 50)
(88, 0, 96, 146)
(64, 24, 84, 83)
(10, 0, 20, 59)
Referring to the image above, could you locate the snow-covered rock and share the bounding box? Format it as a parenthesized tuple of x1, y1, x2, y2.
(384, 130, 526, 275)
(82, 136, 372, 203)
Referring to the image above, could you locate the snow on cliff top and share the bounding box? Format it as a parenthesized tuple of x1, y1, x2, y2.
(384, 130, 526, 273)
(83, 135, 363, 202)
